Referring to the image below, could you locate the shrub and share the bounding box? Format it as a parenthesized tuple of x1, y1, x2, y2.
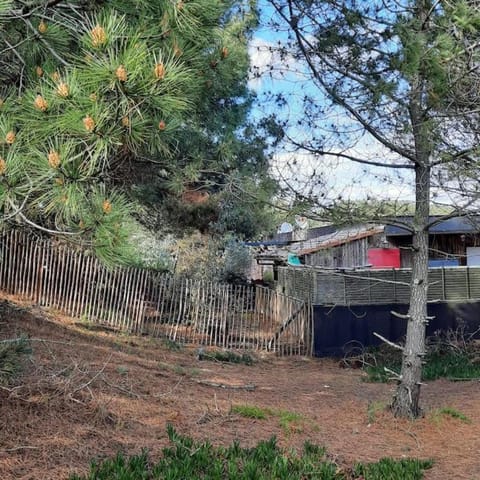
(358, 332, 480, 383)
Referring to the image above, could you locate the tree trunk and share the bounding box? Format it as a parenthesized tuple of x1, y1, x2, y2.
(391, 161, 430, 418)
(389, 0, 433, 419)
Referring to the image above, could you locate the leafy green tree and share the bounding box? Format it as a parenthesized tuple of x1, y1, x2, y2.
(263, 0, 480, 417)
(0, 0, 268, 263)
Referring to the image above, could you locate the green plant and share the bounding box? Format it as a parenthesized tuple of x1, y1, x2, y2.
(422, 351, 480, 381)
(231, 404, 305, 434)
(70, 450, 150, 480)
(276, 410, 304, 434)
(157, 361, 199, 377)
(353, 458, 434, 480)
(0, 336, 32, 385)
(430, 407, 471, 424)
(367, 401, 387, 424)
(162, 338, 183, 351)
(198, 349, 255, 365)
(231, 404, 271, 420)
(362, 338, 480, 383)
(263, 270, 274, 285)
(70, 426, 433, 479)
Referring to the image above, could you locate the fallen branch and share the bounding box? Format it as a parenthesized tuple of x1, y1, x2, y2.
(384, 366, 402, 380)
(0, 445, 39, 453)
(373, 332, 404, 351)
(391, 310, 410, 320)
(195, 379, 256, 391)
(448, 377, 480, 382)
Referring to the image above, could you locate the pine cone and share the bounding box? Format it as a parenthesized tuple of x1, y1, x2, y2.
(158, 120, 166, 131)
(90, 25, 107, 47)
(173, 44, 183, 57)
(34, 94, 48, 112)
(154, 63, 165, 80)
(102, 199, 112, 214)
(38, 21, 47, 34)
(83, 115, 95, 132)
(5, 131, 16, 144)
(48, 150, 61, 168)
(115, 65, 127, 82)
(36, 66, 44, 77)
(0, 158, 6, 175)
(57, 82, 69, 98)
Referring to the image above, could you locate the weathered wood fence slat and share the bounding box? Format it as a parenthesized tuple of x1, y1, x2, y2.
(0, 230, 313, 356)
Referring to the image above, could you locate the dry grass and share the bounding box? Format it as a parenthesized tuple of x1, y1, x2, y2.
(0, 296, 479, 480)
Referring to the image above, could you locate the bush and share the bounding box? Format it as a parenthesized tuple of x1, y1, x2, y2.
(360, 331, 480, 383)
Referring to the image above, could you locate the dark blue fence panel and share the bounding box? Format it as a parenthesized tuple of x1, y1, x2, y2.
(313, 301, 480, 357)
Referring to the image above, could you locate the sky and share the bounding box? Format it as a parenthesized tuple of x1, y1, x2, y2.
(246, 1, 418, 212)
(245, 0, 480, 217)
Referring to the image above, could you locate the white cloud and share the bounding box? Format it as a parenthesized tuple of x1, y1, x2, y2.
(248, 37, 305, 91)
(271, 140, 416, 205)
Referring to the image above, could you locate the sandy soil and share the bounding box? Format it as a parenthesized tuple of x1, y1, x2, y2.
(1, 297, 479, 480)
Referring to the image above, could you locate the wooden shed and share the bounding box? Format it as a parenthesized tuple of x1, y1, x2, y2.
(385, 216, 480, 268)
(295, 224, 398, 269)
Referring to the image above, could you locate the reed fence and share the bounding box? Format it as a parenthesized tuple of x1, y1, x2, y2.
(278, 264, 480, 306)
(0, 230, 313, 356)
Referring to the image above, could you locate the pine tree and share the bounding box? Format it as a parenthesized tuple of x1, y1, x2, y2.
(0, 0, 264, 263)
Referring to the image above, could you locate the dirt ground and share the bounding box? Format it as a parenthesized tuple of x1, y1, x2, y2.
(1, 296, 480, 480)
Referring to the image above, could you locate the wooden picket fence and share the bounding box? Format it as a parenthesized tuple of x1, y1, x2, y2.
(0, 230, 313, 356)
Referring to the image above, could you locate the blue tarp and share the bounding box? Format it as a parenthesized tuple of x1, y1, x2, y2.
(428, 259, 460, 267)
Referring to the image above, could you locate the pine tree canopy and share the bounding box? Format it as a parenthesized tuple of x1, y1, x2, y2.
(0, 0, 270, 264)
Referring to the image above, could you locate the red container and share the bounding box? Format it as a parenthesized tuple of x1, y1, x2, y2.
(367, 248, 401, 269)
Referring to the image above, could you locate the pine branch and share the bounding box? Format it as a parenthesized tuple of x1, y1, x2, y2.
(21, 16, 69, 66)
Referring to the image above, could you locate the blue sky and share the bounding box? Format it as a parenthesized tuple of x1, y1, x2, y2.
(244, 1, 480, 218)
(246, 2, 417, 208)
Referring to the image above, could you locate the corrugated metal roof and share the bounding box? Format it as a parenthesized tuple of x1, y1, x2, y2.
(295, 225, 384, 256)
(385, 216, 480, 236)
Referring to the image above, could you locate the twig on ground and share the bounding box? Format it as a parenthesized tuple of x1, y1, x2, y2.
(151, 377, 183, 398)
(101, 377, 141, 398)
(397, 425, 421, 449)
(0, 446, 40, 453)
(195, 379, 256, 391)
(68, 353, 113, 399)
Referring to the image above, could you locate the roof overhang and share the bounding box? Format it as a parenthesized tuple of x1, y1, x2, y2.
(297, 225, 385, 256)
